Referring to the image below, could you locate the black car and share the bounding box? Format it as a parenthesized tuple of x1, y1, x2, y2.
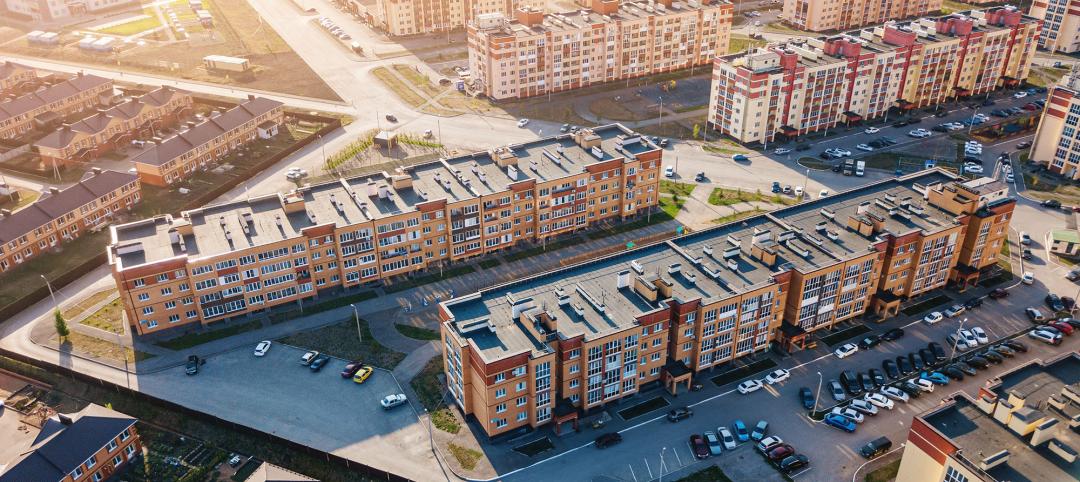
(772, 181, 782, 193)
(795, 143, 812, 151)
(858, 335, 881, 350)
(893, 121, 908, 128)
(1061, 317, 1080, 330)
(898, 382, 922, 398)
(966, 356, 990, 369)
(942, 365, 965, 380)
(1003, 339, 1028, 352)
(918, 348, 936, 366)
(820, 151, 836, 160)
(595, 432, 623, 449)
(385, 114, 398, 122)
(309, 354, 331, 371)
(1022, 248, 1033, 260)
(185, 355, 200, 375)
(909, 352, 926, 371)
(935, 110, 949, 118)
(932, 125, 950, 133)
(868, 140, 887, 148)
(780, 454, 810, 474)
(908, 117, 923, 124)
(982, 350, 1004, 364)
(1043, 199, 1063, 209)
(982, 99, 996, 106)
(1047, 294, 1066, 312)
(799, 387, 815, 410)
(1064, 297, 1077, 312)
(694, 172, 706, 182)
(869, 369, 886, 387)
(882, 359, 900, 379)
(896, 355, 914, 375)
(954, 361, 978, 376)
(881, 328, 904, 341)
(989, 288, 1009, 299)
(928, 342, 946, 361)
(841, 370, 862, 396)
(340, 360, 365, 378)
(1016, 141, 1033, 149)
(858, 372, 875, 393)
(993, 344, 1016, 357)
(963, 297, 983, 310)
(667, 407, 693, 422)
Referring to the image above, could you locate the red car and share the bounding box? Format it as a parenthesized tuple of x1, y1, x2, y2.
(340, 360, 365, 378)
(689, 434, 710, 459)
(1051, 322, 1075, 336)
(767, 443, 796, 462)
(1023, 103, 1040, 111)
(988, 289, 1009, 299)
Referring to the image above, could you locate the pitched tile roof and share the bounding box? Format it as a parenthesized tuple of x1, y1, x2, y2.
(0, 404, 136, 482)
(0, 169, 138, 243)
(133, 96, 282, 167)
(33, 87, 190, 150)
(0, 61, 33, 82)
(0, 74, 111, 123)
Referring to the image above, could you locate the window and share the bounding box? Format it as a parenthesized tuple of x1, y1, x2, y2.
(84, 456, 97, 469)
(495, 388, 506, 398)
(517, 396, 528, 406)
(496, 403, 507, 413)
(137, 293, 150, 301)
(516, 381, 526, 392)
(71, 467, 84, 479)
(517, 412, 528, 421)
(569, 364, 579, 374)
(493, 418, 508, 428)
(92, 473, 103, 482)
(943, 466, 969, 482)
(569, 379, 579, 388)
(495, 373, 505, 383)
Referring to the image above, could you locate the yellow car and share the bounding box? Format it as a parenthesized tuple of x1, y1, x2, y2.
(352, 366, 373, 384)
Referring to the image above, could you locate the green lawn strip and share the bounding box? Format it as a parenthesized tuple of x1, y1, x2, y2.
(660, 194, 686, 219)
(713, 208, 768, 225)
(703, 144, 746, 156)
(819, 324, 872, 347)
(394, 323, 440, 341)
(617, 395, 670, 421)
(708, 187, 793, 207)
(448, 443, 483, 470)
(371, 66, 426, 108)
(677, 466, 734, 482)
(512, 437, 555, 457)
(278, 318, 405, 369)
(0, 188, 39, 211)
(0, 230, 110, 309)
(586, 211, 675, 240)
(504, 237, 581, 262)
(78, 298, 125, 334)
(660, 180, 696, 197)
(478, 258, 501, 269)
(797, 157, 831, 170)
(864, 459, 901, 482)
(266, 290, 378, 324)
(729, 34, 766, 54)
(409, 357, 461, 434)
(384, 265, 476, 293)
(154, 320, 262, 351)
(900, 294, 953, 316)
(710, 358, 778, 387)
(99, 15, 162, 36)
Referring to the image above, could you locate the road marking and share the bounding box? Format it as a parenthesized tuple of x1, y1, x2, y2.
(675, 445, 685, 466)
(850, 443, 906, 482)
(643, 457, 652, 478)
(629, 463, 638, 482)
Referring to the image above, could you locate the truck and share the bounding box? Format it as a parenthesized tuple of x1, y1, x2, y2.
(855, 160, 865, 177)
(842, 159, 855, 176)
(203, 55, 250, 73)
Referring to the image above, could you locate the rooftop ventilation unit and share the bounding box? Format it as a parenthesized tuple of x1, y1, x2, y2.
(827, 230, 840, 241)
(815, 221, 828, 232)
(274, 214, 283, 229)
(727, 235, 739, 246)
(726, 259, 738, 270)
(668, 263, 681, 274)
(219, 216, 226, 228)
(573, 303, 586, 317)
(683, 272, 697, 284)
(630, 260, 644, 274)
(307, 210, 317, 224)
(702, 244, 713, 256)
(723, 246, 740, 259)
(820, 208, 835, 219)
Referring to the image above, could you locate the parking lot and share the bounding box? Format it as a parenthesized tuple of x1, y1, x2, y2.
(134, 343, 440, 481)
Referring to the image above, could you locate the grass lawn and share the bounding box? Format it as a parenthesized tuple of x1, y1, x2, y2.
(78, 298, 125, 334)
(98, 14, 162, 36)
(478, 258, 500, 269)
(712, 208, 768, 225)
(702, 144, 747, 156)
(448, 443, 483, 470)
(0, 188, 39, 212)
(55, 332, 155, 363)
(410, 357, 461, 434)
(659, 181, 696, 218)
(865, 459, 901, 482)
(819, 324, 872, 347)
(154, 320, 262, 351)
(61, 289, 117, 321)
(710, 358, 777, 387)
(617, 396, 670, 421)
(729, 34, 766, 54)
(589, 98, 649, 122)
(384, 265, 476, 293)
(513, 437, 555, 457)
(678, 466, 733, 482)
(0, 229, 110, 312)
(798, 157, 832, 170)
(394, 323, 440, 341)
(900, 294, 953, 316)
(764, 21, 813, 35)
(505, 237, 581, 262)
(708, 187, 794, 207)
(371, 66, 428, 109)
(278, 318, 406, 369)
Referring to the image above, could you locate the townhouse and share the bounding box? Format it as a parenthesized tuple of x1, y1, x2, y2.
(0, 61, 37, 95)
(130, 96, 283, 186)
(0, 403, 141, 482)
(782, 0, 941, 32)
(468, 0, 732, 100)
(107, 124, 662, 335)
(352, 0, 544, 36)
(0, 72, 114, 140)
(0, 168, 140, 275)
(34, 87, 193, 170)
(708, 7, 1039, 144)
(441, 170, 1015, 438)
(1029, 0, 1080, 53)
(1031, 71, 1080, 179)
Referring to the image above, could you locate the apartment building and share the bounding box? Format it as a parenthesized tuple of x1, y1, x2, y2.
(35, 86, 193, 170)
(357, 0, 545, 36)
(1029, 0, 1080, 53)
(0, 72, 114, 140)
(130, 96, 283, 187)
(3, 0, 138, 22)
(894, 354, 1080, 482)
(0, 61, 37, 95)
(0, 403, 141, 482)
(782, 0, 941, 32)
(441, 170, 1015, 438)
(0, 168, 140, 274)
(1031, 71, 1080, 179)
(708, 7, 1039, 144)
(108, 125, 662, 335)
(468, 0, 732, 100)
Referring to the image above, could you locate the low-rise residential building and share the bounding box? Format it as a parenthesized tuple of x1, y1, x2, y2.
(708, 7, 1039, 144)
(0, 402, 141, 482)
(0, 72, 114, 140)
(782, 0, 941, 32)
(131, 96, 283, 186)
(440, 170, 1015, 438)
(0, 61, 36, 95)
(468, 0, 732, 100)
(108, 124, 662, 335)
(3, 0, 138, 22)
(0, 168, 140, 274)
(1029, 0, 1080, 53)
(34, 87, 193, 170)
(895, 354, 1080, 482)
(1031, 71, 1080, 179)
(355, 0, 545, 36)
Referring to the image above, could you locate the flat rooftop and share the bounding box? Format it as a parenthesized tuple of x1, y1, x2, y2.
(483, 0, 730, 38)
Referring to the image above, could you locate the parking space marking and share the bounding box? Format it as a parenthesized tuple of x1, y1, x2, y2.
(675, 445, 685, 467)
(643, 457, 653, 478)
(628, 463, 637, 482)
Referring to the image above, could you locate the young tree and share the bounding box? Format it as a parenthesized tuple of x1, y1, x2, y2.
(54, 310, 69, 341)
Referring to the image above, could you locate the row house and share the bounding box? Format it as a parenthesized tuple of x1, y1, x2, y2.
(0, 72, 114, 140)
(0, 168, 140, 275)
(131, 96, 283, 186)
(0, 61, 37, 95)
(107, 124, 662, 335)
(468, 0, 732, 100)
(708, 7, 1040, 144)
(441, 169, 1016, 438)
(782, 0, 941, 33)
(34, 87, 193, 170)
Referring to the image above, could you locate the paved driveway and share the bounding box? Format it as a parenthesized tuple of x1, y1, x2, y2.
(133, 343, 440, 481)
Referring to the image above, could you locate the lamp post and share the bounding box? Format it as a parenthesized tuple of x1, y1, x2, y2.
(659, 446, 668, 482)
(41, 275, 57, 312)
(949, 317, 968, 364)
(812, 371, 823, 417)
(350, 303, 363, 343)
(658, 96, 664, 128)
(967, 108, 979, 136)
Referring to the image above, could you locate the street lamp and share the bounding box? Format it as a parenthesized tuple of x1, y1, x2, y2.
(658, 96, 664, 128)
(659, 446, 668, 482)
(967, 108, 979, 136)
(41, 275, 57, 312)
(350, 303, 363, 343)
(812, 371, 823, 417)
(949, 317, 968, 364)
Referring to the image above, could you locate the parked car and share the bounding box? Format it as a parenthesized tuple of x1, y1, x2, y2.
(1051, 321, 1075, 336)
(309, 354, 331, 371)
(1047, 294, 1066, 312)
(896, 356, 914, 375)
(829, 380, 846, 401)
(737, 379, 764, 394)
(774, 147, 792, 155)
(380, 393, 408, 410)
(1026, 307, 1046, 322)
(799, 387, 815, 409)
(732, 420, 749, 442)
(1022, 271, 1035, 285)
(860, 437, 893, 459)
(857, 335, 881, 350)
(858, 373, 875, 393)
(911, 378, 935, 392)
(732, 154, 750, 162)
(881, 328, 905, 341)
(254, 340, 272, 357)
(185, 355, 200, 375)
(301, 351, 320, 365)
(1029, 329, 1062, 345)
(841, 370, 862, 396)
(963, 297, 984, 310)
(881, 386, 909, 403)
(718, 426, 737, 450)
(751, 420, 769, 441)
(595, 432, 623, 449)
(883, 360, 900, 379)
(923, 312, 944, 324)
(667, 407, 693, 422)
(918, 348, 936, 366)
(869, 369, 886, 387)
(982, 350, 1004, 364)
(516, 118, 529, 127)
(764, 369, 790, 385)
(340, 360, 365, 378)
(946, 333, 971, 352)
(898, 382, 923, 398)
(849, 399, 879, 415)
(767, 443, 795, 462)
(966, 356, 990, 369)
(1020, 232, 1032, 245)
(352, 366, 373, 383)
(909, 352, 926, 371)
(780, 454, 810, 474)
(834, 343, 859, 359)
(864, 392, 895, 410)
(385, 114, 397, 122)
(928, 342, 947, 361)
(971, 327, 990, 345)
(757, 436, 784, 453)
(959, 329, 978, 348)
(1043, 199, 1063, 209)
(953, 362, 977, 376)
(942, 366, 965, 381)
(694, 172, 706, 182)
(993, 344, 1016, 357)
(1003, 339, 1028, 352)
(690, 434, 710, 459)
(664, 165, 675, 178)
(703, 431, 722, 455)
(823, 413, 857, 432)
(944, 305, 966, 318)
(988, 288, 1009, 299)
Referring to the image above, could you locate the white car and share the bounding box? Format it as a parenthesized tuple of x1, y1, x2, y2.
(849, 399, 879, 415)
(819, 189, 830, 198)
(718, 426, 737, 450)
(923, 311, 944, 324)
(959, 329, 978, 347)
(825, 148, 849, 158)
(945, 122, 965, 130)
(664, 165, 675, 178)
(1014, 91, 1029, 98)
(880, 386, 909, 403)
(756, 436, 784, 452)
(1006, 173, 1015, 183)
(834, 343, 859, 359)
(254, 340, 272, 357)
(947, 333, 971, 351)
(964, 164, 984, 174)
(965, 147, 983, 155)
(764, 369, 790, 385)
(1020, 232, 1032, 245)
(944, 305, 965, 318)
(737, 379, 764, 394)
(380, 393, 408, 409)
(864, 127, 880, 134)
(794, 186, 804, 198)
(971, 327, 989, 345)
(908, 129, 931, 138)
(775, 147, 792, 155)
(1029, 329, 1061, 345)
(831, 406, 864, 423)
(965, 140, 982, 147)
(864, 393, 895, 410)
(1022, 271, 1035, 285)
(856, 143, 874, 151)
(517, 118, 530, 127)
(834, 148, 852, 157)
(911, 378, 935, 392)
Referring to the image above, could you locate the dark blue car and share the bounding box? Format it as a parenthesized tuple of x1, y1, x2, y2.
(732, 420, 749, 442)
(799, 387, 815, 410)
(921, 371, 950, 386)
(823, 413, 856, 433)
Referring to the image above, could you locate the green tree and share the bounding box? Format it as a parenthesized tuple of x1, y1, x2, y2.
(54, 310, 69, 341)
(693, 124, 701, 139)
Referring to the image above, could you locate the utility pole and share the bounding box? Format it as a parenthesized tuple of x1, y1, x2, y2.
(949, 318, 968, 364)
(658, 96, 664, 128)
(41, 275, 57, 312)
(812, 371, 823, 417)
(350, 303, 363, 343)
